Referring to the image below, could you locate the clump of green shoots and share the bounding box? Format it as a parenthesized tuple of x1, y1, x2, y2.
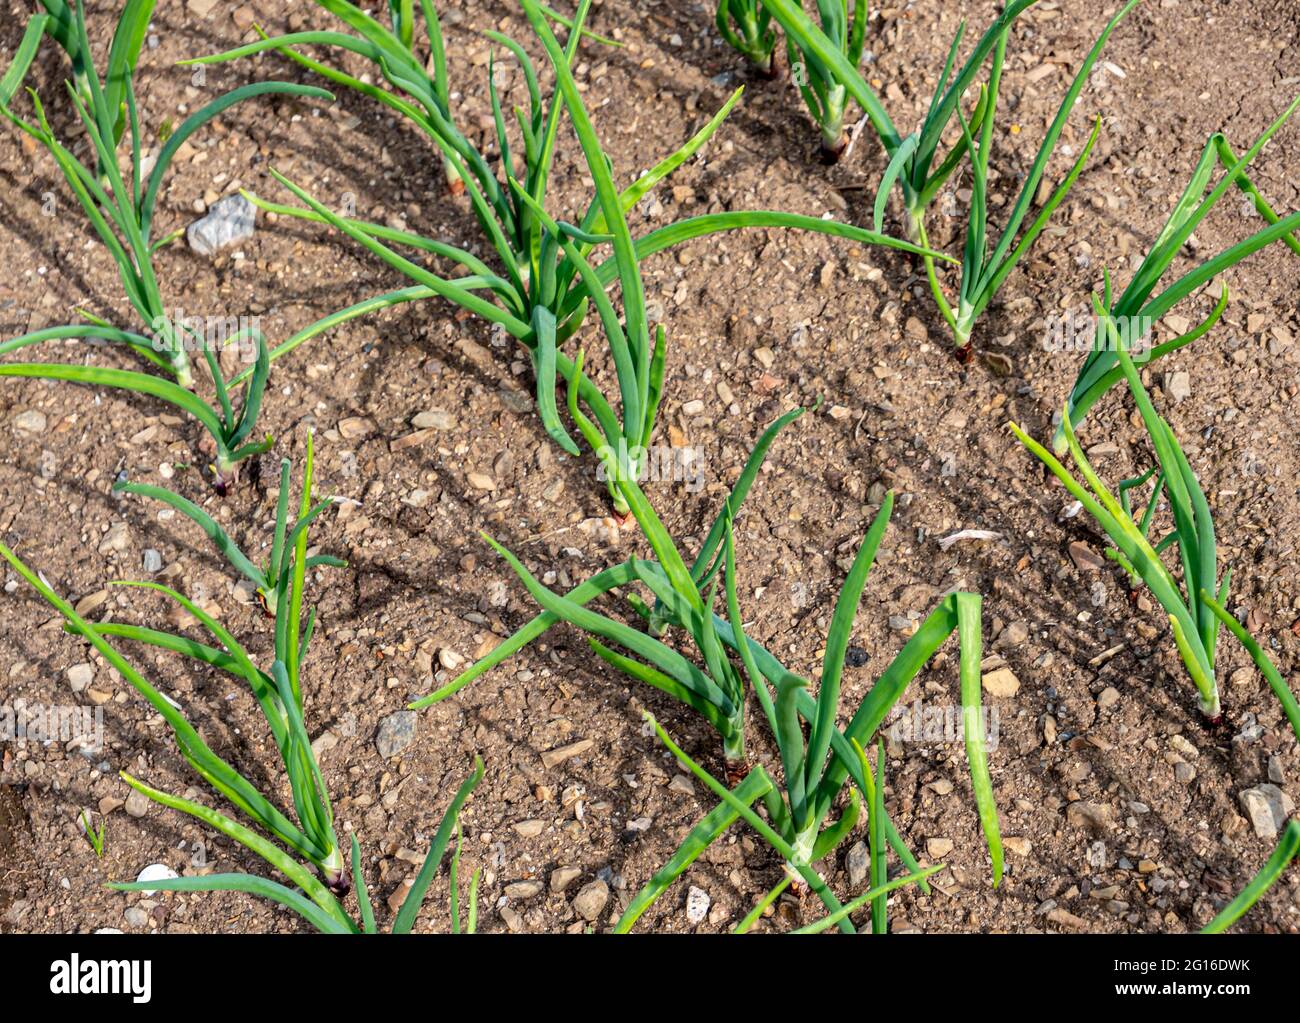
(109, 759, 485, 934)
(763, 0, 1144, 350)
(192, 0, 946, 511)
(1, 449, 483, 932)
(79, 810, 106, 858)
(716, 0, 780, 78)
(0, 0, 328, 379)
(0, 1, 330, 487)
(784, 0, 866, 162)
(1057, 97, 1300, 449)
(0, 333, 274, 493)
(627, 717, 943, 933)
(761, 0, 1037, 233)
(610, 505, 996, 932)
(417, 394, 1002, 931)
(905, 0, 1140, 351)
(1, 442, 350, 888)
(1011, 306, 1300, 735)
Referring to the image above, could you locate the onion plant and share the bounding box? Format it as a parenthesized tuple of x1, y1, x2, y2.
(417, 390, 1002, 928)
(107, 759, 485, 934)
(0, 0, 330, 385)
(716, 0, 780, 78)
(79, 810, 107, 858)
(113, 444, 346, 615)
(0, 1, 329, 488)
(0, 497, 350, 892)
(906, 0, 1139, 350)
(0, 457, 482, 932)
(784, 0, 866, 162)
(760, 0, 1135, 347)
(1012, 316, 1230, 718)
(761, 0, 1038, 235)
(621, 715, 943, 933)
(192, 0, 947, 511)
(1201, 820, 1300, 934)
(0, 329, 273, 492)
(1057, 97, 1300, 450)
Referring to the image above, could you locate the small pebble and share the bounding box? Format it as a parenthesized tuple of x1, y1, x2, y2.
(14, 410, 47, 434)
(187, 194, 256, 256)
(375, 711, 417, 758)
(846, 840, 869, 887)
(66, 663, 94, 693)
(135, 863, 178, 896)
(981, 668, 1020, 698)
(686, 885, 711, 925)
(572, 879, 609, 922)
(124, 789, 152, 818)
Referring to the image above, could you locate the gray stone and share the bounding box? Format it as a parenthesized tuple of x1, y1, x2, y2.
(550, 866, 582, 893)
(1268, 756, 1285, 785)
(124, 789, 152, 818)
(572, 879, 609, 922)
(997, 620, 1030, 648)
(98, 522, 130, 554)
(135, 862, 178, 895)
(187, 194, 256, 256)
(668, 774, 695, 795)
(412, 409, 457, 431)
(1238, 785, 1294, 840)
(846, 840, 869, 887)
(14, 409, 46, 433)
(375, 711, 417, 758)
(66, 663, 94, 693)
(504, 881, 543, 900)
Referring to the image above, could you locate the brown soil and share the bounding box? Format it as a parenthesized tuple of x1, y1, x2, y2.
(1, 0, 1299, 934)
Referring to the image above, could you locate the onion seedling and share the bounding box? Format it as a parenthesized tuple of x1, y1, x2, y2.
(2, 487, 482, 933)
(1201, 820, 1300, 934)
(1018, 301, 1300, 737)
(761, 0, 1039, 235)
(79, 810, 106, 858)
(908, 1, 1140, 350)
(194, 0, 947, 510)
(1011, 315, 1229, 719)
(107, 759, 485, 934)
(0, 443, 350, 888)
(0, 328, 274, 492)
(112, 440, 346, 615)
(716, 0, 780, 77)
(419, 393, 1003, 926)
(1057, 96, 1300, 450)
(3, 447, 478, 931)
(0, 0, 331, 385)
(622, 714, 944, 933)
(783, 0, 866, 162)
(761, 0, 1133, 347)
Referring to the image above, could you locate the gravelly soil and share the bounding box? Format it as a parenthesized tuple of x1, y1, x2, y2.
(1, 0, 1298, 934)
